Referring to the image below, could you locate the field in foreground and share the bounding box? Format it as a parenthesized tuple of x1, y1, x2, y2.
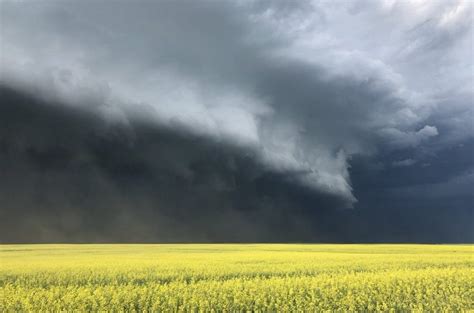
(1, 244, 473, 312)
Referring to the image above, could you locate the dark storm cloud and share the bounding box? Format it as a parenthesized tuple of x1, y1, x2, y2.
(0, 86, 350, 242)
(1, 85, 471, 243)
(0, 0, 472, 242)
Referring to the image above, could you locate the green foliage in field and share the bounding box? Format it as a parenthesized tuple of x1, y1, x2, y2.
(1, 244, 473, 312)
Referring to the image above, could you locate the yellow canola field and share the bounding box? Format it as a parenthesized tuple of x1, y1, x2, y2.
(1, 244, 473, 312)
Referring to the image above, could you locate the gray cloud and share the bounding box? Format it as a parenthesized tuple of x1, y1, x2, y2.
(392, 158, 416, 167)
(0, 0, 472, 242)
(0, 86, 351, 242)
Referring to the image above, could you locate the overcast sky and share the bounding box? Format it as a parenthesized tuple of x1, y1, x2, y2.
(0, 0, 472, 242)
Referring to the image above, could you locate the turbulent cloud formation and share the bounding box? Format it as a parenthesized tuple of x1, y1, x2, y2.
(0, 0, 472, 242)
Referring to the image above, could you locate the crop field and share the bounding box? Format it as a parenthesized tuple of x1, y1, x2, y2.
(1, 244, 473, 312)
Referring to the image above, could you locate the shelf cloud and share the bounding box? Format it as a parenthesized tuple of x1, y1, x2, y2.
(1, 0, 472, 242)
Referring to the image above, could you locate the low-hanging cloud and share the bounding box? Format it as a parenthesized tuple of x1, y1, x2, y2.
(0, 86, 350, 242)
(0, 0, 472, 242)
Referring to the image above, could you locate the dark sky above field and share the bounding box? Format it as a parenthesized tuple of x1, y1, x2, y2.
(1, 0, 472, 242)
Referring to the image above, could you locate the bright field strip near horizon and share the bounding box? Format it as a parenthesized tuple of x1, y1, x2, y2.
(1, 244, 473, 311)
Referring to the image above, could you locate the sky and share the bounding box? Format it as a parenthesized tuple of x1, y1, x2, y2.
(0, 0, 472, 242)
